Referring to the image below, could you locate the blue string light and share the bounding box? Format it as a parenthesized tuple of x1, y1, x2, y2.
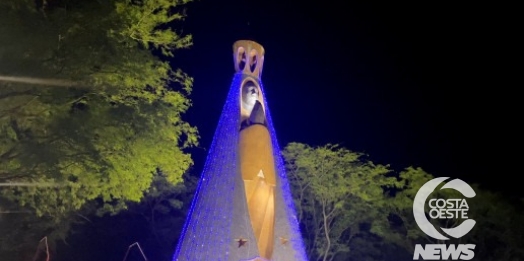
(172, 73, 308, 260)
(260, 81, 309, 260)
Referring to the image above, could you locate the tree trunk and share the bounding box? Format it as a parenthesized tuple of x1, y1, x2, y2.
(322, 202, 331, 261)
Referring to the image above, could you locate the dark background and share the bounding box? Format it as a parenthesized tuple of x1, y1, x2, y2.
(176, 2, 514, 196)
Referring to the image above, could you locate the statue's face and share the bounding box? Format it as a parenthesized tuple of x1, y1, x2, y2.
(242, 82, 259, 110)
(245, 86, 258, 104)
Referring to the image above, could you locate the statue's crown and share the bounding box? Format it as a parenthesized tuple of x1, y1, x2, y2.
(233, 40, 265, 79)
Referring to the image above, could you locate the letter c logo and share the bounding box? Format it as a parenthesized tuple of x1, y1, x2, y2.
(413, 177, 476, 240)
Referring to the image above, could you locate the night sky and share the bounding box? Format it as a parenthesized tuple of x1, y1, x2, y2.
(175, 2, 512, 195)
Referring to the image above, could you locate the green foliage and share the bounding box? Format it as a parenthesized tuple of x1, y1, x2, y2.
(463, 187, 524, 261)
(373, 167, 435, 252)
(114, 0, 193, 56)
(0, 0, 196, 224)
(284, 143, 524, 261)
(0, 171, 199, 261)
(283, 142, 396, 261)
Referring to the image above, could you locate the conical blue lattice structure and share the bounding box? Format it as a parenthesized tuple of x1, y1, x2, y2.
(172, 40, 307, 261)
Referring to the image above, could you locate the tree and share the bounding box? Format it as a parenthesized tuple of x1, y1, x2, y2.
(125, 170, 199, 257)
(373, 167, 435, 253)
(282, 142, 396, 261)
(462, 187, 524, 261)
(48, 171, 199, 261)
(0, 0, 197, 255)
(284, 143, 524, 261)
(362, 166, 524, 261)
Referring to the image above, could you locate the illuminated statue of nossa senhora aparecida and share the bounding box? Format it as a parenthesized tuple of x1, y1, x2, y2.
(172, 40, 308, 261)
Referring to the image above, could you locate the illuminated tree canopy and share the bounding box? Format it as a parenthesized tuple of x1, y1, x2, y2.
(283, 143, 524, 261)
(0, 0, 197, 220)
(283, 142, 396, 261)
